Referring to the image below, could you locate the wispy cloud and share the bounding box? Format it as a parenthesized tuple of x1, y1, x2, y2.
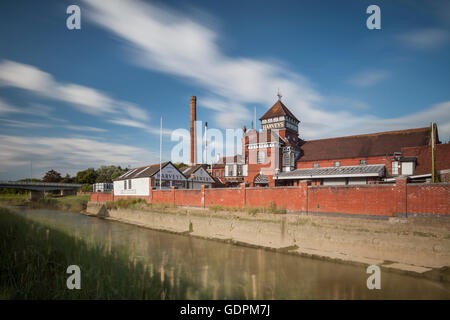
(0, 60, 152, 130)
(0, 118, 51, 129)
(83, 0, 321, 129)
(396, 28, 449, 50)
(348, 70, 391, 87)
(82, 0, 449, 141)
(0, 135, 158, 180)
(65, 125, 108, 133)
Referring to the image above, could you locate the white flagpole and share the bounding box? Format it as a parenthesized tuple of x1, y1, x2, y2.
(205, 121, 208, 165)
(159, 116, 162, 190)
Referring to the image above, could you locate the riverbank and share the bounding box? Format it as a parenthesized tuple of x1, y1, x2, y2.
(0, 207, 187, 299)
(0, 194, 90, 212)
(86, 201, 450, 282)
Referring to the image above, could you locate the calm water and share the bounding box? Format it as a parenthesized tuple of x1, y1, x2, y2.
(14, 207, 450, 299)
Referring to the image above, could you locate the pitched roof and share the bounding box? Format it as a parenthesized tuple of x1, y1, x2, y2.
(182, 164, 212, 179)
(259, 100, 300, 122)
(115, 162, 171, 181)
(276, 164, 385, 180)
(298, 127, 431, 162)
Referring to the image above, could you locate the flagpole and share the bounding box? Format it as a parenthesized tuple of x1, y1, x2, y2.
(160, 116, 162, 190)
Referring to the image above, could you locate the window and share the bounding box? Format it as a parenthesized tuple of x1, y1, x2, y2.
(313, 163, 319, 168)
(392, 161, 399, 175)
(334, 161, 341, 167)
(257, 151, 266, 164)
(124, 180, 127, 190)
(215, 171, 219, 178)
(128, 179, 132, 189)
(401, 162, 414, 176)
(360, 159, 367, 165)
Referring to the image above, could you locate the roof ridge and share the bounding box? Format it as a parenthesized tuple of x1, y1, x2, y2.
(304, 127, 430, 142)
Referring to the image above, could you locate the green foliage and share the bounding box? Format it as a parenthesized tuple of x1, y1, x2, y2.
(0, 193, 29, 205)
(42, 169, 62, 183)
(172, 162, 188, 169)
(106, 198, 147, 210)
(81, 184, 92, 192)
(27, 195, 90, 213)
(266, 201, 286, 214)
(0, 208, 187, 299)
(95, 165, 127, 183)
(76, 168, 97, 185)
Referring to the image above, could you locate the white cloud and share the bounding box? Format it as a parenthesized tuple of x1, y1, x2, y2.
(397, 28, 449, 50)
(0, 135, 158, 180)
(348, 70, 391, 87)
(0, 118, 51, 129)
(81, 0, 450, 142)
(83, 0, 321, 129)
(65, 125, 108, 133)
(0, 60, 150, 128)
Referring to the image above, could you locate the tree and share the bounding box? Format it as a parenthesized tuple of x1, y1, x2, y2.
(61, 174, 73, 183)
(43, 170, 62, 183)
(76, 168, 97, 185)
(95, 165, 127, 183)
(173, 162, 188, 169)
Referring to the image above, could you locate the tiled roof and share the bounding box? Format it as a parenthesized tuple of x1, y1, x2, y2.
(259, 100, 300, 122)
(276, 164, 385, 180)
(299, 127, 431, 162)
(182, 164, 213, 179)
(115, 162, 171, 181)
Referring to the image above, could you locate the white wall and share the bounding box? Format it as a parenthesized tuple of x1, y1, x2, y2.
(114, 177, 150, 196)
(348, 178, 367, 185)
(323, 178, 346, 186)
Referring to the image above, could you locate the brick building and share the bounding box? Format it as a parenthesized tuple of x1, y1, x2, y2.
(212, 96, 450, 187)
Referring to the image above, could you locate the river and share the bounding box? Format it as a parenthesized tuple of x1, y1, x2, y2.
(13, 207, 450, 299)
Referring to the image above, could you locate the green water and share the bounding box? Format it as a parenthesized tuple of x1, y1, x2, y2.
(13, 207, 450, 299)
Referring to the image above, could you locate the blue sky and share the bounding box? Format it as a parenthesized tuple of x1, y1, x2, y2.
(0, 0, 449, 180)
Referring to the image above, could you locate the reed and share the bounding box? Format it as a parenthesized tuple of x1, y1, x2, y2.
(0, 207, 188, 299)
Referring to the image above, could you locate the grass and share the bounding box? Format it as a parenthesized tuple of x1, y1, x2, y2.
(28, 195, 90, 213)
(0, 194, 28, 206)
(0, 193, 90, 213)
(413, 231, 437, 238)
(0, 207, 188, 299)
(209, 201, 286, 215)
(105, 198, 175, 211)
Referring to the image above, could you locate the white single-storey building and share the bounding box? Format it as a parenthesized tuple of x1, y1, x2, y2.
(113, 161, 187, 196)
(181, 164, 215, 189)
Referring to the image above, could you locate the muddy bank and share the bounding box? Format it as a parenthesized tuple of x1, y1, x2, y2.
(85, 202, 450, 282)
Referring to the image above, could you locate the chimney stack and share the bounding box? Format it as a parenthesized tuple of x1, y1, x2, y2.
(190, 96, 197, 166)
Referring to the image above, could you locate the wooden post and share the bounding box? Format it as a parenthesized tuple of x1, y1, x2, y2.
(431, 122, 439, 183)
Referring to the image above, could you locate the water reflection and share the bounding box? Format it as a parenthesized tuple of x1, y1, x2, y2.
(16, 208, 450, 300)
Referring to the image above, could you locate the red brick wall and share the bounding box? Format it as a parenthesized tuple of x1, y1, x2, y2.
(90, 192, 114, 202)
(307, 184, 399, 216)
(205, 187, 245, 207)
(297, 155, 394, 175)
(174, 189, 202, 207)
(402, 143, 450, 175)
(246, 185, 307, 211)
(152, 189, 173, 204)
(90, 181, 449, 216)
(114, 195, 151, 202)
(407, 184, 449, 215)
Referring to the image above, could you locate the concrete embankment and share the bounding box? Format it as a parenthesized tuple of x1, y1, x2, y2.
(86, 202, 450, 282)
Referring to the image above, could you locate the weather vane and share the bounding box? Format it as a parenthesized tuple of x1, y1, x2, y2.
(277, 88, 282, 101)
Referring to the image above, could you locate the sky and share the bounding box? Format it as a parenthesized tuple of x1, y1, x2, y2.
(0, 0, 449, 180)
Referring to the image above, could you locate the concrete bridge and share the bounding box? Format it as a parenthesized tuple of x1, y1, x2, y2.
(0, 181, 83, 200)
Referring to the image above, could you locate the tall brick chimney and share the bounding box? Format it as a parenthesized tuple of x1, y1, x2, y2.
(190, 96, 197, 166)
